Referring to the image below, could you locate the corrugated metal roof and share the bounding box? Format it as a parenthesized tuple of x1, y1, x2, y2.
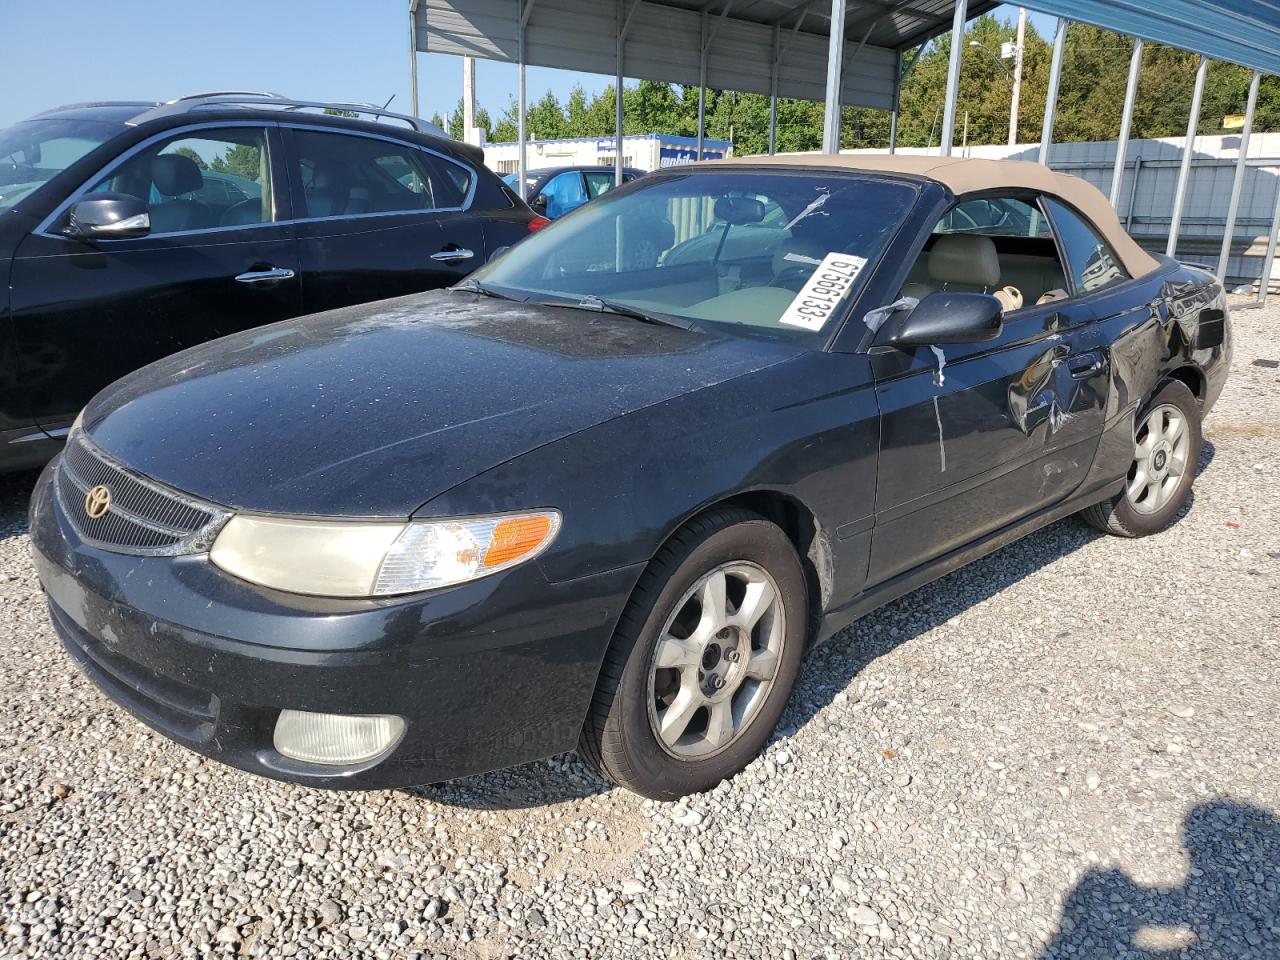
(1022, 0, 1280, 77)
(414, 0, 1004, 111)
(416, 1, 1280, 111)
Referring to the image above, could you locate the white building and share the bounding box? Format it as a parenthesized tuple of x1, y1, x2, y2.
(483, 133, 733, 175)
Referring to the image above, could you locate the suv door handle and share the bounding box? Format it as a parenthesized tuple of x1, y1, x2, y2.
(235, 267, 295, 284)
(431, 247, 474, 263)
(1068, 352, 1106, 379)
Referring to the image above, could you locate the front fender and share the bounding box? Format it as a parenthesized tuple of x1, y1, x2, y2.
(415, 352, 881, 608)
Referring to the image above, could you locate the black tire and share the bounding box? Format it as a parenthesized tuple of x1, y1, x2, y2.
(1081, 380, 1203, 537)
(579, 507, 808, 800)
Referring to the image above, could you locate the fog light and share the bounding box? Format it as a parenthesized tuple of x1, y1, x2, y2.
(272, 710, 405, 766)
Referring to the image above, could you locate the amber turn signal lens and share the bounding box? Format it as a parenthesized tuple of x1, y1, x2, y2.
(483, 514, 555, 568)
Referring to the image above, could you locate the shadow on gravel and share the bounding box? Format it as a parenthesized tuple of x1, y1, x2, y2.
(1041, 800, 1280, 958)
(402, 754, 613, 811)
(0, 469, 39, 543)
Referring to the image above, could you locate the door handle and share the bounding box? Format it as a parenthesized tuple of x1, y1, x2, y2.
(235, 267, 295, 284)
(1068, 353, 1106, 379)
(431, 247, 475, 263)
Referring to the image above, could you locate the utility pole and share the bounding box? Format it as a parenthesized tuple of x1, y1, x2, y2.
(1008, 7, 1025, 146)
(462, 56, 477, 144)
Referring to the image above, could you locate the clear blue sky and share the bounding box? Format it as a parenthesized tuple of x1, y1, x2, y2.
(0, 1, 1056, 129)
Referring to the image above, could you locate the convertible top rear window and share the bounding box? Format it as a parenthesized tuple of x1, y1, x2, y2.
(473, 171, 917, 343)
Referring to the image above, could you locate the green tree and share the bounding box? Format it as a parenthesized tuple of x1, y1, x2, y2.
(170, 146, 208, 170)
(526, 91, 567, 140)
(209, 143, 262, 181)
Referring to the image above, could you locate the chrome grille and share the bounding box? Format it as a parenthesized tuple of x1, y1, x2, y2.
(56, 432, 230, 555)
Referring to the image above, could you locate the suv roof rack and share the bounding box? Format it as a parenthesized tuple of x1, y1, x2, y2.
(128, 93, 448, 139)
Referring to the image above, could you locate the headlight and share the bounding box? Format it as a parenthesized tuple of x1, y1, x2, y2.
(209, 510, 560, 597)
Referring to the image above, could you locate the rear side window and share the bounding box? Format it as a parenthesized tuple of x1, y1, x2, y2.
(583, 170, 616, 198)
(936, 196, 1049, 238)
(1044, 197, 1130, 294)
(292, 130, 471, 218)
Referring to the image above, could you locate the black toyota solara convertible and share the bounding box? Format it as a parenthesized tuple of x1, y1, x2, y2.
(30, 155, 1230, 800)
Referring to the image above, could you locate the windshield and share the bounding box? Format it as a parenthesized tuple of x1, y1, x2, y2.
(472, 170, 917, 344)
(0, 118, 118, 211)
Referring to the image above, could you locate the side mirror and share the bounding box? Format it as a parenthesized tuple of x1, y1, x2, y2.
(880, 291, 1003, 347)
(529, 193, 549, 214)
(64, 193, 151, 240)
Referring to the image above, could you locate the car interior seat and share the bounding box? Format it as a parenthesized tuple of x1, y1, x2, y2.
(148, 155, 212, 233)
(221, 197, 266, 227)
(307, 161, 354, 217)
(901, 234, 1023, 312)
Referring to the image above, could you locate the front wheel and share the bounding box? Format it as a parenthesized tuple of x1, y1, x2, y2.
(1082, 379, 1203, 537)
(579, 508, 808, 800)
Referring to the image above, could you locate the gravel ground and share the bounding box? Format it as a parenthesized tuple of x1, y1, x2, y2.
(1, 296, 1278, 960)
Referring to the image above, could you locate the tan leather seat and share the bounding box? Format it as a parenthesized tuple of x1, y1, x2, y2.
(901, 234, 1023, 311)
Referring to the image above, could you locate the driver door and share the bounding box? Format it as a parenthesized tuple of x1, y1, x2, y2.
(9, 124, 299, 436)
(866, 194, 1107, 585)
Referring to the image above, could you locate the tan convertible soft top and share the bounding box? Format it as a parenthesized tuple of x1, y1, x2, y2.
(699, 153, 1161, 278)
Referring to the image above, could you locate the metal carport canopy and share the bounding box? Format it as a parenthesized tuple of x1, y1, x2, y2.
(415, 1, 1280, 99)
(1019, 0, 1280, 77)
(414, 0, 1003, 112)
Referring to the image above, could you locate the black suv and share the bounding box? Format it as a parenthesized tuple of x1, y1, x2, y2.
(0, 93, 542, 471)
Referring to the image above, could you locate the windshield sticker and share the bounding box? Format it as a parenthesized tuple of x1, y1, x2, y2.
(778, 252, 868, 332)
(783, 251, 823, 266)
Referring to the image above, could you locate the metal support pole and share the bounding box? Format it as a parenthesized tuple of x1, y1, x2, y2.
(1109, 38, 1143, 206)
(1167, 55, 1208, 257)
(821, 0, 847, 154)
(517, 0, 527, 200)
(938, 0, 967, 157)
(697, 12, 707, 160)
(1256, 176, 1280, 307)
(1038, 18, 1067, 165)
(1007, 6, 1025, 146)
(615, 0, 625, 185)
(769, 24, 780, 155)
(408, 3, 420, 118)
(1216, 70, 1260, 282)
(889, 50, 900, 154)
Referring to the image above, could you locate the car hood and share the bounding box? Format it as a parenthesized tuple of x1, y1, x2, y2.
(84, 290, 796, 517)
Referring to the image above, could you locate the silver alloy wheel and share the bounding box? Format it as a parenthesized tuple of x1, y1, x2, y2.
(1126, 402, 1190, 515)
(646, 561, 786, 759)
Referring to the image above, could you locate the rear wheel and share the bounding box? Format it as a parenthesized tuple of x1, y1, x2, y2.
(1082, 380, 1202, 537)
(579, 508, 807, 800)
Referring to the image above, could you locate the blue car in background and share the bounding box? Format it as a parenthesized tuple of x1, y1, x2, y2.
(503, 165, 644, 219)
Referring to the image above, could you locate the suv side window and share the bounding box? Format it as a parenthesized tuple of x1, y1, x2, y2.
(1044, 197, 1130, 294)
(292, 130, 470, 218)
(583, 170, 617, 198)
(87, 127, 274, 234)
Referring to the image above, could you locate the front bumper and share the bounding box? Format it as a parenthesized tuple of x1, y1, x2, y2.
(29, 464, 643, 789)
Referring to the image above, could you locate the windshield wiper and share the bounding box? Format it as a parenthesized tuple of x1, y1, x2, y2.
(556, 295, 696, 331)
(451, 278, 525, 302)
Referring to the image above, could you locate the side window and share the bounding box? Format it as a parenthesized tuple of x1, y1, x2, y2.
(292, 130, 469, 218)
(936, 196, 1050, 238)
(87, 127, 273, 234)
(583, 170, 616, 198)
(1044, 197, 1130, 294)
(538, 172, 587, 218)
